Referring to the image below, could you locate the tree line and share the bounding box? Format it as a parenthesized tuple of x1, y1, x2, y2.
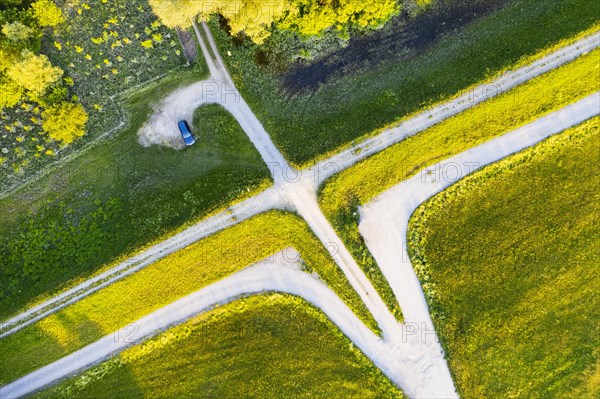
(149, 0, 401, 44)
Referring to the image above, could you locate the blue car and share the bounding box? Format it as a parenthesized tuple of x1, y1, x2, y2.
(178, 120, 196, 146)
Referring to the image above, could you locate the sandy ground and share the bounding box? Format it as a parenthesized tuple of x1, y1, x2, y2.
(287, 177, 401, 337)
(137, 79, 214, 149)
(138, 22, 291, 181)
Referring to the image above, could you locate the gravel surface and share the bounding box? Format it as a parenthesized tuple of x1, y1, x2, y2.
(3, 23, 598, 399)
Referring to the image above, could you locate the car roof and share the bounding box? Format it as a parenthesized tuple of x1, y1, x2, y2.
(178, 121, 191, 134)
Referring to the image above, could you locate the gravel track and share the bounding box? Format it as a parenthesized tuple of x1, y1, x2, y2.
(2, 23, 598, 399)
(5, 95, 596, 398)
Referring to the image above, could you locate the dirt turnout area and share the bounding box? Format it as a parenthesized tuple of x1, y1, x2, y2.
(137, 79, 215, 150)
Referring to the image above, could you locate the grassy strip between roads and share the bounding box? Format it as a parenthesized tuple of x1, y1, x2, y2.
(318, 48, 600, 320)
(0, 72, 273, 320)
(212, 0, 599, 166)
(3, 0, 596, 323)
(407, 118, 599, 398)
(0, 211, 376, 385)
(35, 294, 404, 399)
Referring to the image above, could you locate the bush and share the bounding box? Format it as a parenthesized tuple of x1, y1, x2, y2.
(0, 78, 22, 108)
(6, 50, 63, 96)
(31, 0, 65, 27)
(41, 101, 88, 143)
(1, 21, 34, 42)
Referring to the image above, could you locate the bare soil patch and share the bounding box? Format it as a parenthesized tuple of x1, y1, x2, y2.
(281, 0, 514, 94)
(177, 28, 199, 63)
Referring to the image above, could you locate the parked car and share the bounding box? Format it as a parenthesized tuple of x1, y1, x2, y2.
(178, 120, 196, 146)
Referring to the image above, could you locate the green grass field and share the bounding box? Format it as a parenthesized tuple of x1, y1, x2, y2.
(0, 76, 272, 320)
(318, 48, 599, 320)
(212, 0, 598, 166)
(0, 211, 375, 385)
(35, 294, 404, 399)
(3, 0, 597, 321)
(407, 118, 599, 398)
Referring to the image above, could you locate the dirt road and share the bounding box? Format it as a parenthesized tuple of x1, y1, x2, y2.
(3, 23, 599, 399)
(358, 93, 599, 397)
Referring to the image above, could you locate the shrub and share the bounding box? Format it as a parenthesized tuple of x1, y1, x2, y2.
(6, 50, 63, 96)
(42, 102, 88, 143)
(31, 0, 65, 27)
(1, 21, 34, 42)
(0, 79, 23, 109)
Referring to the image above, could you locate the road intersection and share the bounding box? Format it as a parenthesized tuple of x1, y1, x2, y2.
(1, 22, 598, 399)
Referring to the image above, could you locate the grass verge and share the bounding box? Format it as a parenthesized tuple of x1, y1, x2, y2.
(0, 72, 272, 320)
(35, 294, 404, 399)
(0, 211, 375, 385)
(318, 48, 599, 320)
(212, 0, 599, 166)
(407, 118, 599, 398)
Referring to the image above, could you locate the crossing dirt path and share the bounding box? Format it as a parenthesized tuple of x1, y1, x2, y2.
(2, 22, 599, 399)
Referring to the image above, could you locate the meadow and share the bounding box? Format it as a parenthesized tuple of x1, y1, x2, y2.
(0, 91, 271, 319)
(407, 118, 599, 398)
(3, 0, 597, 322)
(0, 211, 375, 385)
(35, 295, 404, 399)
(0, 1, 597, 396)
(318, 48, 600, 319)
(211, 0, 599, 166)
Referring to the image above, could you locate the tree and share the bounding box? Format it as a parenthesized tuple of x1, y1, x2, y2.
(220, 0, 287, 44)
(1, 21, 34, 42)
(147, 0, 202, 29)
(31, 0, 65, 27)
(6, 50, 63, 96)
(0, 79, 23, 109)
(0, 49, 18, 72)
(280, 0, 400, 37)
(148, 0, 287, 43)
(42, 102, 88, 144)
(149, 0, 286, 41)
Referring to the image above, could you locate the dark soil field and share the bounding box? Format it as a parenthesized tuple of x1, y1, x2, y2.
(177, 28, 199, 64)
(282, 0, 515, 94)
